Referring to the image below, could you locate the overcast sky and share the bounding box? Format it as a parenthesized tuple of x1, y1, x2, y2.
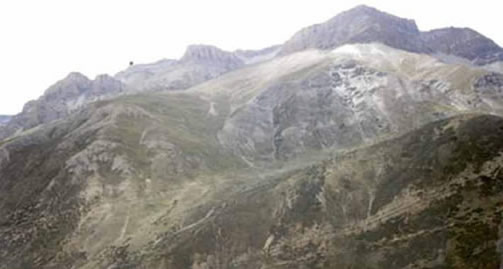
(0, 0, 502, 114)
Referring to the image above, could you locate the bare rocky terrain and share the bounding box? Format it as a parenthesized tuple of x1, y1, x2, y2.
(1, 5, 503, 269)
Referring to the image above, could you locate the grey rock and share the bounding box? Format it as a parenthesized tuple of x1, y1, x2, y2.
(0, 116, 11, 126)
(181, 44, 244, 69)
(422, 27, 503, 65)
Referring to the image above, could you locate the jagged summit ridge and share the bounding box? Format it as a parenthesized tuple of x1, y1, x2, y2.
(181, 44, 244, 68)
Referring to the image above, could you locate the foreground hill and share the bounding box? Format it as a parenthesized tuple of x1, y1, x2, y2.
(1, 97, 502, 268)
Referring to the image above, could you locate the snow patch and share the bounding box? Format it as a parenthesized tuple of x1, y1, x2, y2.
(332, 44, 364, 58)
(208, 102, 218, 116)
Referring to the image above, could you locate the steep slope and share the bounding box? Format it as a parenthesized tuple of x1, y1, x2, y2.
(0, 73, 128, 140)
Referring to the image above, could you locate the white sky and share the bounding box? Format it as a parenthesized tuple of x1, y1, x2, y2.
(0, 0, 502, 114)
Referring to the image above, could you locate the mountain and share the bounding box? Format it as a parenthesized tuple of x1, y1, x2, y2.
(0, 44, 279, 140)
(2, 5, 503, 269)
(1, 42, 503, 268)
(280, 5, 503, 66)
(5, 5, 503, 141)
(280, 5, 431, 56)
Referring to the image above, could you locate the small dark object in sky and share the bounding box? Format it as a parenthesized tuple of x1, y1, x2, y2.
(129, 61, 134, 66)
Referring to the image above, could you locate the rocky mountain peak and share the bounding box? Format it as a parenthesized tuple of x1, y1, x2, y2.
(44, 72, 92, 97)
(44, 72, 127, 98)
(65, 71, 89, 80)
(343, 4, 406, 20)
(339, 4, 420, 34)
(181, 44, 244, 68)
(279, 5, 429, 55)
